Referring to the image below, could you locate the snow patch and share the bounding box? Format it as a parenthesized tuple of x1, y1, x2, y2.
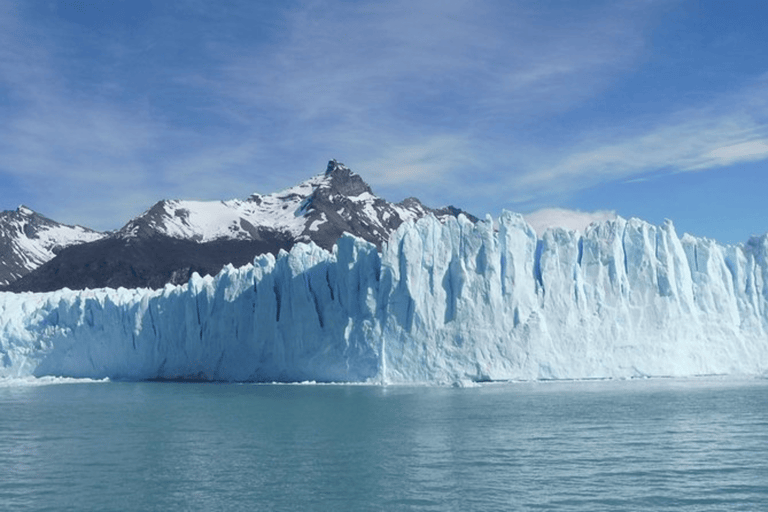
(308, 213, 327, 232)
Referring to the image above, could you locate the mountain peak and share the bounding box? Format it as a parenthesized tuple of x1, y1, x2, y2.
(16, 205, 34, 216)
(320, 159, 372, 198)
(325, 159, 350, 175)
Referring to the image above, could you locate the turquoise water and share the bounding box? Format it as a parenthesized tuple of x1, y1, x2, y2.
(2, 378, 767, 511)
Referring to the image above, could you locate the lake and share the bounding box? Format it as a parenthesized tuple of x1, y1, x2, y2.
(1, 377, 767, 511)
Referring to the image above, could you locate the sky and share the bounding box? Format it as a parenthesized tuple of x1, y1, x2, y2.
(1, 0, 768, 244)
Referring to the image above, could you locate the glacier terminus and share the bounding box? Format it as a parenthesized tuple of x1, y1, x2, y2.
(1, 212, 767, 383)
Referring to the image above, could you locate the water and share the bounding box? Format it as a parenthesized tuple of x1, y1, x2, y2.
(1, 378, 767, 511)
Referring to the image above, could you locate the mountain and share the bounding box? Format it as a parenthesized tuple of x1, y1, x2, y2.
(0, 206, 104, 286)
(116, 159, 470, 250)
(2, 160, 475, 292)
(2, 213, 767, 383)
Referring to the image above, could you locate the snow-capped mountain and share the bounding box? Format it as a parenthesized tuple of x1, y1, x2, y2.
(118, 159, 470, 249)
(3, 160, 475, 292)
(2, 213, 767, 383)
(0, 206, 104, 286)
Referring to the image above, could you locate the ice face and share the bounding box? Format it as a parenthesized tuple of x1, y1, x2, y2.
(1, 213, 767, 383)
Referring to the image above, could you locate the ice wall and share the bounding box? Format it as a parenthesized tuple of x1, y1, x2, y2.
(1, 212, 767, 383)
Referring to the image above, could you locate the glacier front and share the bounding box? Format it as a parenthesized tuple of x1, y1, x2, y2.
(1, 212, 767, 383)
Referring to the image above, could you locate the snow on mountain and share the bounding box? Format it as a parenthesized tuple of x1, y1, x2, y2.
(5, 160, 475, 292)
(116, 176, 327, 243)
(0, 206, 105, 286)
(118, 160, 468, 248)
(1, 212, 767, 384)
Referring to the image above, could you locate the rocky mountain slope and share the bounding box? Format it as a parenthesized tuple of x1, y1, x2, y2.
(0, 206, 104, 286)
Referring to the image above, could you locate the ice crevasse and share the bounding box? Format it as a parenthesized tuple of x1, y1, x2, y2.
(1, 212, 767, 383)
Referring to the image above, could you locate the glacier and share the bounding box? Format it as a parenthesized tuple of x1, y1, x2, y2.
(1, 212, 767, 384)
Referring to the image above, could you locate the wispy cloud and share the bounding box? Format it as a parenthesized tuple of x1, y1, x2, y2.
(515, 89, 768, 200)
(356, 135, 473, 186)
(0, 2, 161, 227)
(186, 0, 663, 214)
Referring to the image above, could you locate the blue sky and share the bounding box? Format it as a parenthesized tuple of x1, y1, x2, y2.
(1, 0, 767, 244)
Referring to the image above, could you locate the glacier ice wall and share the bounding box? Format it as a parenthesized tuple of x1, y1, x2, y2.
(1, 212, 767, 383)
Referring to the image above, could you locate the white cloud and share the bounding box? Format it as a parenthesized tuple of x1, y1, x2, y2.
(702, 140, 768, 166)
(524, 208, 617, 237)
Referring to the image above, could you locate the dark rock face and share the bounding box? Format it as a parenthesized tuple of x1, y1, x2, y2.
(3, 160, 476, 292)
(299, 160, 477, 251)
(3, 232, 293, 292)
(324, 159, 372, 196)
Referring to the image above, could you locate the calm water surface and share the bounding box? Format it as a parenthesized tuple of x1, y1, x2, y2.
(1, 378, 767, 511)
